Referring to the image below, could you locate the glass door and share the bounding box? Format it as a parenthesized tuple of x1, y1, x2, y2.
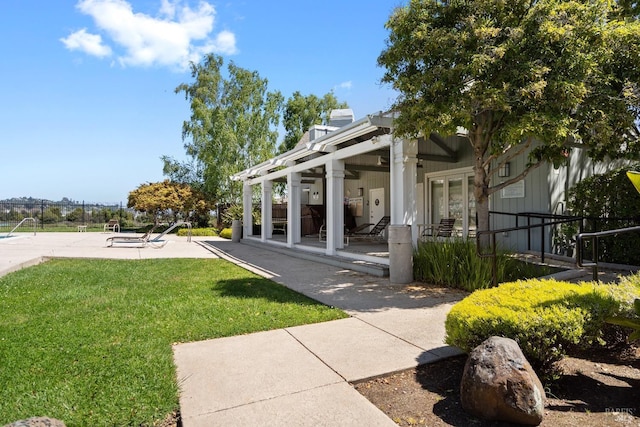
(448, 177, 463, 235)
(467, 176, 476, 236)
(430, 179, 445, 225)
(427, 170, 475, 237)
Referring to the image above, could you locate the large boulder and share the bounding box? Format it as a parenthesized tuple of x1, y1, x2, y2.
(460, 336, 545, 425)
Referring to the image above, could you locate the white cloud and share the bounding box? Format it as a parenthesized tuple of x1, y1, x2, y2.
(60, 28, 113, 57)
(62, 0, 237, 70)
(338, 81, 353, 90)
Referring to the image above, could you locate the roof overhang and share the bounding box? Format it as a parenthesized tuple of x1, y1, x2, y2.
(232, 111, 395, 182)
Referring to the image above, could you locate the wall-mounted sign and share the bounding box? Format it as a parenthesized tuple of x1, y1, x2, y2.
(501, 180, 525, 199)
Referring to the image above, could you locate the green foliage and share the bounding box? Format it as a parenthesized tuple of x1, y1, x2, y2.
(605, 273, 640, 341)
(41, 207, 61, 224)
(559, 165, 640, 264)
(167, 54, 284, 204)
(279, 91, 348, 153)
(177, 227, 218, 237)
(219, 227, 232, 239)
(413, 238, 557, 291)
(64, 207, 84, 223)
(0, 258, 346, 425)
(414, 238, 498, 291)
(127, 180, 211, 225)
(445, 279, 637, 376)
(220, 204, 261, 228)
(378, 0, 640, 234)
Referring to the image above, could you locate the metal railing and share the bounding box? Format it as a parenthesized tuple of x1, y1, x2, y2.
(7, 217, 37, 237)
(576, 226, 640, 281)
(487, 211, 582, 262)
(476, 213, 581, 287)
(0, 200, 127, 230)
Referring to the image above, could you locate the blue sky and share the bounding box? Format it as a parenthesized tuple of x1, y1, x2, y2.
(0, 0, 401, 203)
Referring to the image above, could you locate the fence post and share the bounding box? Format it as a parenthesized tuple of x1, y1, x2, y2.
(40, 200, 44, 229)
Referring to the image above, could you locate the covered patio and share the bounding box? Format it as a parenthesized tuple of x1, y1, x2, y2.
(231, 109, 467, 281)
(232, 110, 415, 278)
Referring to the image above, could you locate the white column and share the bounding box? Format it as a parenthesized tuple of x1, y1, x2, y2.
(390, 137, 419, 245)
(287, 172, 302, 247)
(261, 180, 273, 242)
(325, 159, 345, 255)
(242, 181, 253, 237)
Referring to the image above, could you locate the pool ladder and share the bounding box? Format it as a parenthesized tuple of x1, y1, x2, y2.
(6, 217, 37, 237)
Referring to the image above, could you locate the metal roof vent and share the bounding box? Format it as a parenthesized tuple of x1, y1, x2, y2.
(328, 109, 354, 128)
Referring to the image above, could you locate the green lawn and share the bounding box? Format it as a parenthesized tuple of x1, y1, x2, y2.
(0, 258, 347, 426)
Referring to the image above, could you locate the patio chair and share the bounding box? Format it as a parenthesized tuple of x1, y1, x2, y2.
(106, 228, 156, 248)
(103, 219, 120, 233)
(349, 215, 391, 240)
(420, 218, 456, 239)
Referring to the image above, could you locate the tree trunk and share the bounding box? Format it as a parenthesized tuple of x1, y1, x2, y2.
(473, 146, 491, 250)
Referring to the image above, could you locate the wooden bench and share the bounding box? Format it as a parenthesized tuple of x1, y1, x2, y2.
(103, 220, 120, 233)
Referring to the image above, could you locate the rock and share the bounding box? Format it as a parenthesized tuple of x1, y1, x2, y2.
(3, 417, 66, 427)
(460, 336, 545, 425)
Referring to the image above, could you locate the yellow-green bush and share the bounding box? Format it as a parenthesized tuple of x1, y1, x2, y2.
(445, 278, 639, 375)
(177, 227, 218, 237)
(219, 228, 232, 239)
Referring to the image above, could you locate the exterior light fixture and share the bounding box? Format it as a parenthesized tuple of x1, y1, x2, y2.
(498, 162, 510, 177)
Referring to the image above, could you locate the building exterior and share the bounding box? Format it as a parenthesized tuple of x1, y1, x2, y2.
(232, 109, 623, 279)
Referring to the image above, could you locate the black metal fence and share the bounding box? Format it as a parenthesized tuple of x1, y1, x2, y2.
(0, 200, 141, 231)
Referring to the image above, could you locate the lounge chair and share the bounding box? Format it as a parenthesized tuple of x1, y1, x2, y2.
(348, 215, 391, 240)
(105, 222, 191, 248)
(106, 229, 154, 247)
(420, 218, 456, 239)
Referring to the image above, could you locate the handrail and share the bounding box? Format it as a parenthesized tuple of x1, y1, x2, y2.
(489, 210, 583, 261)
(476, 212, 584, 287)
(7, 217, 37, 237)
(149, 221, 192, 243)
(576, 226, 640, 281)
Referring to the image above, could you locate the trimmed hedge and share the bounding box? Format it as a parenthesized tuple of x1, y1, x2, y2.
(176, 227, 218, 237)
(445, 277, 640, 376)
(219, 228, 232, 239)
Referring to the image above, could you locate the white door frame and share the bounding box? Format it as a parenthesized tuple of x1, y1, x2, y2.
(425, 167, 475, 237)
(369, 187, 385, 232)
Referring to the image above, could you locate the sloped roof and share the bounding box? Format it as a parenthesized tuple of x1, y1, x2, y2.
(232, 111, 394, 182)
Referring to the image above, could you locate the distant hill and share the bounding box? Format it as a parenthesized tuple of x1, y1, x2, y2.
(0, 197, 76, 204)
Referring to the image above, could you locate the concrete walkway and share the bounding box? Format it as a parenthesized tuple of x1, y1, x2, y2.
(0, 232, 464, 425)
(2, 232, 625, 426)
(174, 240, 466, 426)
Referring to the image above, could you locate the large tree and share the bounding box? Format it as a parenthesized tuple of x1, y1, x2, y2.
(128, 180, 210, 226)
(163, 54, 284, 204)
(279, 91, 348, 153)
(378, 0, 640, 236)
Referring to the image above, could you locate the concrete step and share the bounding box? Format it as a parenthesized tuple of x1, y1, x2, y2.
(202, 239, 389, 277)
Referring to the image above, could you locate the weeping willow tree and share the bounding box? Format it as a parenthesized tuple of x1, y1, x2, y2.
(163, 54, 284, 204)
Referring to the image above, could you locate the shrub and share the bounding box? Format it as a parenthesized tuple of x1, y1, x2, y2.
(220, 204, 261, 228)
(557, 165, 640, 264)
(445, 279, 638, 376)
(177, 227, 218, 237)
(219, 228, 232, 239)
(414, 238, 498, 291)
(413, 238, 557, 292)
(607, 299, 640, 342)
